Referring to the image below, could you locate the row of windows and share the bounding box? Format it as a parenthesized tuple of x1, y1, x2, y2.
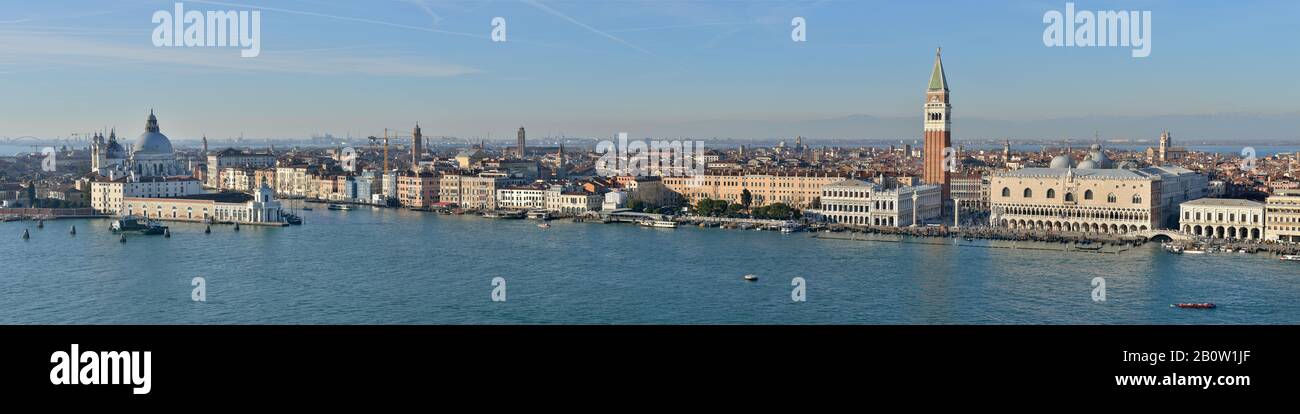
(1001, 187, 1141, 204)
(1183, 211, 1261, 224)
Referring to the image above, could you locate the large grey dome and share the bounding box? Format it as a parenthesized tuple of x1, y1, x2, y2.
(1049, 155, 1073, 169)
(1077, 160, 1098, 169)
(134, 132, 173, 154)
(133, 110, 174, 155)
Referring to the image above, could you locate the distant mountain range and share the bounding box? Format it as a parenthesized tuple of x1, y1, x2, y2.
(634, 113, 1300, 144)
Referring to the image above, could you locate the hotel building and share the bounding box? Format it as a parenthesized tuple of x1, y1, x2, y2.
(397, 171, 441, 208)
(1266, 189, 1300, 243)
(439, 172, 525, 210)
(662, 172, 845, 209)
(206, 148, 275, 188)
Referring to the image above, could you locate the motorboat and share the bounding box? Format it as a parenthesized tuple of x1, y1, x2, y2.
(1172, 303, 1216, 309)
(743, 274, 758, 282)
(1281, 255, 1300, 262)
(537, 222, 551, 229)
(327, 204, 353, 211)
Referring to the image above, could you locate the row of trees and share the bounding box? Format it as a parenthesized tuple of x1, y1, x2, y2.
(691, 197, 800, 220)
(625, 199, 685, 216)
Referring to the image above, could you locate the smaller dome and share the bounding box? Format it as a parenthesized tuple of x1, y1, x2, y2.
(1049, 155, 1073, 169)
(1091, 150, 1112, 168)
(1077, 160, 1098, 169)
(1090, 143, 1102, 151)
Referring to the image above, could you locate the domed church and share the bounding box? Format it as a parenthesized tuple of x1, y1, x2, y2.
(130, 110, 185, 177)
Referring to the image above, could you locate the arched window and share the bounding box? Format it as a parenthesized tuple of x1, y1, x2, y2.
(1065, 192, 1075, 202)
(1107, 193, 1116, 203)
(1001, 187, 1010, 197)
(1046, 189, 1056, 199)
(1132, 194, 1142, 204)
(1023, 188, 1032, 198)
(1084, 190, 1093, 200)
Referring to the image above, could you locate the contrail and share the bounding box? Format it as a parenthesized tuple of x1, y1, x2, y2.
(189, 0, 484, 39)
(520, 0, 657, 57)
(394, 0, 443, 27)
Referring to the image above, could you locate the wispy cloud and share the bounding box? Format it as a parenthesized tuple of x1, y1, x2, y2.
(520, 0, 657, 57)
(0, 33, 480, 77)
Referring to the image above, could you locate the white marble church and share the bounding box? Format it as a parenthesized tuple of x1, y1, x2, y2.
(90, 110, 186, 179)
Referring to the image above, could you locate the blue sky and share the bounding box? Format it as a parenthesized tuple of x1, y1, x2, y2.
(0, 0, 1297, 141)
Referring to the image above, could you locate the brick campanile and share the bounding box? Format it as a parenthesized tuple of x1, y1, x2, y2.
(923, 47, 951, 198)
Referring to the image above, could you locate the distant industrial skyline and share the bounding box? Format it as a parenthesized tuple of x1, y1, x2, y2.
(0, 0, 1297, 141)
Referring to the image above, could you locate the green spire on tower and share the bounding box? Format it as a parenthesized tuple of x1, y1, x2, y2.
(928, 47, 948, 91)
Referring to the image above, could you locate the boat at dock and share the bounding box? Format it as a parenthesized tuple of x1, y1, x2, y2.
(640, 220, 677, 228)
(483, 210, 526, 219)
(110, 216, 168, 235)
(1281, 255, 1300, 262)
(526, 210, 551, 220)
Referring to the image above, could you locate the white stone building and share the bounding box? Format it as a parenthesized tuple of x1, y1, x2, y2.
(814, 179, 942, 227)
(1179, 198, 1265, 240)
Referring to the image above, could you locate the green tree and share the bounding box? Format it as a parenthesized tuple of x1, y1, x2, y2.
(627, 199, 646, 212)
(740, 188, 753, 208)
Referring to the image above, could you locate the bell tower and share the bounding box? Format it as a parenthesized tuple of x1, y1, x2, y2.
(923, 48, 952, 198)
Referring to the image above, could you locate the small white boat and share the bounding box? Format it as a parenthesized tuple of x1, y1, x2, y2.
(537, 223, 551, 229)
(1183, 249, 1207, 255)
(640, 220, 677, 228)
(1281, 255, 1300, 262)
(743, 274, 758, 282)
